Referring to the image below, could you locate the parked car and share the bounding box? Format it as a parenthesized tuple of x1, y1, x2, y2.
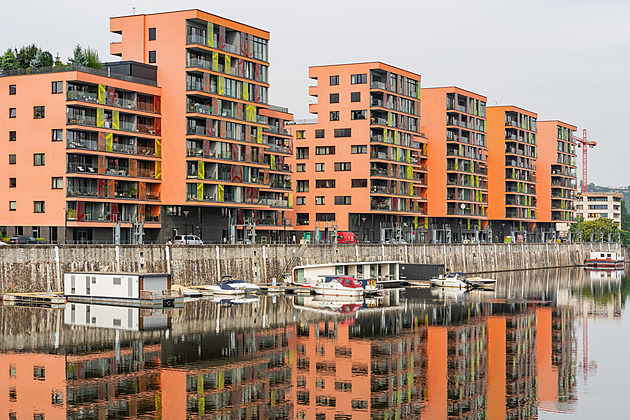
(173, 235, 203, 244)
(336, 232, 358, 244)
(8, 235, 44, 244)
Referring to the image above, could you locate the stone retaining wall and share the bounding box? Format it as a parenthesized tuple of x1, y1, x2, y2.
(0, 242, 624, 293)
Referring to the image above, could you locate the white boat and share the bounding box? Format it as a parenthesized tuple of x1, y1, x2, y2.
(465, 277, 497, 289)
(311, 276, 365, 297)
(430, 272, 470, 289)
(205, 276, 260, 295)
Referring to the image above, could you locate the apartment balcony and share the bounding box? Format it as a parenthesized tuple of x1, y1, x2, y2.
(67, 138, 156, 158)
(187, 102, 212, 115)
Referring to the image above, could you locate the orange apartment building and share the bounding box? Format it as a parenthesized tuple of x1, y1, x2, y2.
(486, 105, 551, 242)
(421, 87, 490, 243)
(0, 9, 292, 244)
(537, 121, 578, 240)
(287, 62, 428, 243)
(110, 10, 292, 244)
(0, 65, 163, 243)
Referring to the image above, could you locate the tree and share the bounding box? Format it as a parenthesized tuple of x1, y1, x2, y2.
(573, 217, 620, 241)
(53, 53, 63, 67)
(0, 48, 17, 71)
(68, 44, 102, 69)
(14, 44, 39, 69)
(30, 49, 53, 69)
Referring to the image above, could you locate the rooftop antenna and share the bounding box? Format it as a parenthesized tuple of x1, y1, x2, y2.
(132, 7, 136, 15)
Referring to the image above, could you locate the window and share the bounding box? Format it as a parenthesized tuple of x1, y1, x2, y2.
(34, 153, 45, 166)
(352, 179, 367, 188)
(351, 110, 367, 120)
(315, 196, 325, 205)
(52, 391, 64, 405)
(351, 73, 367, 84)
(315, 163, 325, 172)
(9, 154, 16, 164)
(330, 111, 339, 121)
(335, 196, 351, 205)
(9, 131, 16, 141)
(9, 365, 16, 378)
(296, 196, 306, 205)
(52, 177, 63, 189)
(51, 81, 63, 94)
(9, 178, 16, 188)
(334, 162, 351, 171)
(9, 201, 16, 211)
(316, 213, 336, 222)
(34, 106, 45, 119)
(52, 129, 63, 141)
(9, 85, 16, 95)
(334, 128, 351, 137)
(316, 146, 335, 155)
(296, 163, 306, 172)
(296, 180, 309, 192)
(34, 201, 45, 213)
(33, 366, 45, 380)
(330, 75, 339, 85)
(329, 93, 339, 103)
(296, 130, 306, 139)
(351, 145, 367, 154)
(296, 147, 309, 159)
(316, 179, 335, 188)
(149, 51, 156, 63)
(9, 387, 16, 401)
(149, 27, 156, 40)
(9, 108, 16, 118)
(315, 129, 325, 138)
(297, 213, 310, 225)
(351, 92, 361, 102)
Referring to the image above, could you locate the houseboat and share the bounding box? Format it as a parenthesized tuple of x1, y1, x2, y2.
(289, 260, 404, 291)
(584, 251, 625, 269)
(63, 272, 183, 308)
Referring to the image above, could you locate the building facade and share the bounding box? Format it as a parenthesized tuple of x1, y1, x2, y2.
(286, 62, 428, 243)
(537, 121, 578, 239)
(0, 64, 162, 244)
(576, 192, 622, 226)
(421, 87, 490, 243)
(486, 106, 543, 242)
(110, 9, 292, 244)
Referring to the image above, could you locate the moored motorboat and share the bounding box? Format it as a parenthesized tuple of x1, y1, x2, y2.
(311, 276, 365, 297)
(205, 276, 260, 295)
(465, 277, 497, 289)
(430, 272, 470, 289)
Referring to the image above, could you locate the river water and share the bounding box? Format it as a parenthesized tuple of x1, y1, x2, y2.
(0, 266, 627, 419)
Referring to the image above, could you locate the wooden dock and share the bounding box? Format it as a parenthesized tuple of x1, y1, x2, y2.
(2, 292, 66, 306)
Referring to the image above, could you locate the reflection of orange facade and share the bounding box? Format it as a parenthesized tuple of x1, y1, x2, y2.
(0, 353, 66, 420)
(161, 327, 294, 419)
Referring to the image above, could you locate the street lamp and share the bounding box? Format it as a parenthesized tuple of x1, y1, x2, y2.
(183, 210, 190, 243)
(361, 216, 367, 242)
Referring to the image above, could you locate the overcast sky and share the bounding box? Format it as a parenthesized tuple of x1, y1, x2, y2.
(2, 0, 627, 187)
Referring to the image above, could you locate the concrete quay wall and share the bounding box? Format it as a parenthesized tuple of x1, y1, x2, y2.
(0, 242, 624, 293)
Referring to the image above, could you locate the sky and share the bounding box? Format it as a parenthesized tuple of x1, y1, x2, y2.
(2, 0, 628, 187)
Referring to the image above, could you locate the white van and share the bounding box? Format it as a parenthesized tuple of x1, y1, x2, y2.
(173, 235, 203, 244)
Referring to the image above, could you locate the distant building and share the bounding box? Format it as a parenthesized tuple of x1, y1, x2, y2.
(576, 192, 622, 226)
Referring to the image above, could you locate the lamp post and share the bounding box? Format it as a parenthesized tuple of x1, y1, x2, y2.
(361, 216, 367, 242)
(183, 210, 189, 243)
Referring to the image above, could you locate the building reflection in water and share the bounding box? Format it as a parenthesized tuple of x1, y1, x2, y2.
(0, 267, 625, 419)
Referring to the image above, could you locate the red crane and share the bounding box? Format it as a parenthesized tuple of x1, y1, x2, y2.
(573, 129, 597, 193)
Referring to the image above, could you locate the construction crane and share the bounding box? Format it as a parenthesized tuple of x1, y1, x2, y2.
(573, 129, 597, 193)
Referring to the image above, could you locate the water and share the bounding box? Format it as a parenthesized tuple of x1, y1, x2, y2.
(0, 267, 628, 419)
